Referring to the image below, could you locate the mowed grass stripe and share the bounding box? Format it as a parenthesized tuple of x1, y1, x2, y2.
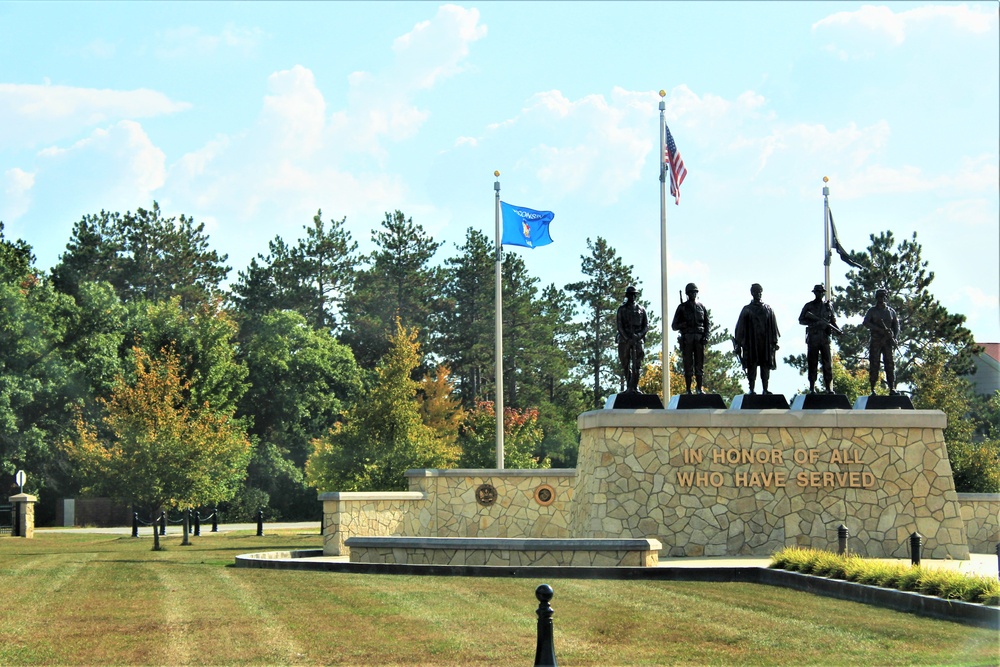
(0, 551, 94, 664)
(209, 566, 308, 663)
(233, 568, 543, 664)
(1, 533, 997, 666)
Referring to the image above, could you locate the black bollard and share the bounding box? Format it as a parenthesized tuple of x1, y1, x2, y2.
(211, 507, 219, 533)
(132, 512, 139, 538)
(256, 508, 264, 537)
(159, 511, 166, 536)
(193, 511, 201, 537)
(995, 542, 999, 580)
(533, 584, 558, 667)
(909, 531, 922, 566)
(837, 524, 849, 556)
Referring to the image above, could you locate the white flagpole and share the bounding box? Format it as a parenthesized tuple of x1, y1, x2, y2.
(659, 91, 671, 404)
(494, 171, 505, 469)
(823, 176, 831, 299)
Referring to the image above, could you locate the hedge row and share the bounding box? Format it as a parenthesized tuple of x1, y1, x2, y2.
(769, 547, 1000, 606)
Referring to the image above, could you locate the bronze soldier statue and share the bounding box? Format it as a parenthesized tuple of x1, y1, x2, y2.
(862, 288, 899, 395)
(616, 285, 649, 394)
(798, 284, 840, 394)
(671, 282, 710, 394)
(733, 283, 780, 394)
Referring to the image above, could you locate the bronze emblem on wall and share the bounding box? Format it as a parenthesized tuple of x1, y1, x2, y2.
(475, 483, 498, 507)
(534, 484, 556, 506)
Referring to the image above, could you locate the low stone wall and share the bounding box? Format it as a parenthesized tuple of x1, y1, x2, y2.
(344, 536, 661, 567)
(318, 492, 426, 556)
(319, 470, 576, 556)
(573, 409, 969, 559)
(958, 493, 1000, 553)
(404, 469, 576, 538)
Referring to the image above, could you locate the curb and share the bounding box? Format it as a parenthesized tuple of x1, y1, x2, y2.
(235, 550, 998, 629)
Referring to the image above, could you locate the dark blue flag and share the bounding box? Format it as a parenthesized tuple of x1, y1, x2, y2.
(501, 202, 554, 248)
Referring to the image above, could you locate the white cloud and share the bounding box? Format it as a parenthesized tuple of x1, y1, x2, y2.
(155, 23, 265, 59)
(961, 285, 999, 310)
(1, 168, 35, 220)
(33, 120, 165, 214)
(813, 4, 997, 53)
(838, 155, 999, 199)
(326, 5, 485, 159)
(82, 38, 116, 59)
(0, 83, 190, 149)
(392, 4, 487, 90)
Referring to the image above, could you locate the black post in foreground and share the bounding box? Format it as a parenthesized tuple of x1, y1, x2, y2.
(159, 511, 166, 536)
(837, 524, 849, 556)
(212, 507, 219, 533)
(132, 512, 139, 538)
(995, 542, 999, 580)
(533, 584, 557, 667)
(909, 532, 922, 566)
(256, 508, 264, 537)
(193, 511, 201, 537)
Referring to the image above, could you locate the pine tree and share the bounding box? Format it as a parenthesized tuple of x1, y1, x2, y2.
(341, 211, 443, 369)
(438, 228, 495, 406)
(830, 230, 978, 387)
(51, 202, 230, 308)
(566, 237, 651, 409)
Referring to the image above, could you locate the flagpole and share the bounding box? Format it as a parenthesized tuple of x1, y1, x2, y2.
(823, 176, 831, 300)
(659, 90, 671, 403)
(494, 171, 505, 469)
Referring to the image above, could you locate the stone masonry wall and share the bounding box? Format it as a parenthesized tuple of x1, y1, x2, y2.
(319, 470, 576, 556)
(572, 410, 969, 559)
(319, 492, 426, 556)
(958, 493, 1000, 553)
(405, 469, 576, 538)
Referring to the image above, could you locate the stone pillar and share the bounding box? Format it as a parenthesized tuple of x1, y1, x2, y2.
(9, 493, 37, 538)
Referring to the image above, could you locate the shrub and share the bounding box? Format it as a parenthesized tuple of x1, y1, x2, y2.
(768, 548, 1000, 605)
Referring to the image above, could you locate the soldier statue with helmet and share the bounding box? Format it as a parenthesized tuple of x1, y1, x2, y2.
(616, 285, 649, 394)
(671, 282, 710, 394)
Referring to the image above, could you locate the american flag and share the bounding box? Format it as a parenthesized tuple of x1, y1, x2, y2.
(664, 122, 687, 205)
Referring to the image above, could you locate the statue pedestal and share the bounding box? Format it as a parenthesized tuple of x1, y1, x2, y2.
(667, 394, 726, 409)
(790, 393, 852, 410)
(573, 409, 968, 559)
(605, 393, 664, 410)
(854, 395, 914, 410)
(731, 394, 790, 409)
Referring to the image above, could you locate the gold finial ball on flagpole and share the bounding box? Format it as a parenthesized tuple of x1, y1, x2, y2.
(494, 170, 500, 177)
(823, 176, 829, 183)
(659, 90, 666, 98)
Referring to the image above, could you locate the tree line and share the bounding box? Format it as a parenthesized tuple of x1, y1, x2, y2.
(1, 203, 995, 527)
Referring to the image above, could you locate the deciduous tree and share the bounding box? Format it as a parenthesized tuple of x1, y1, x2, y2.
(62, 347, 252, 548)
(306, 322, 457, 492)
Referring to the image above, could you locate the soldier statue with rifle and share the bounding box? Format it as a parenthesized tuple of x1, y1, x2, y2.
(671, 282, 710, 394)
(798, 284, 841, 394)
(616, 285, 649, 394)
(862, 288, 899, 395)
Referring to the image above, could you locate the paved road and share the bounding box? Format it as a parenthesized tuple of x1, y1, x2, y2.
(35, 521, 321, 535)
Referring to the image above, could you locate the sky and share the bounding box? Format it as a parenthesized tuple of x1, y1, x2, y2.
(1, 1, 997, 396)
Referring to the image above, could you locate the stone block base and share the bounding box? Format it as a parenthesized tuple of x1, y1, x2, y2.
(344, 537, 662, 567)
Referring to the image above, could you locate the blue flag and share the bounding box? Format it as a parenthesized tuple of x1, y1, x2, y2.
(501, 202, 554, 248)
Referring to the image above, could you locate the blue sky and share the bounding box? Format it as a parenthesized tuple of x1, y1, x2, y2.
(1, 1, 997, 394)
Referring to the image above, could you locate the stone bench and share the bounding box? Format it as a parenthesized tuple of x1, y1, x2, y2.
(343, 536, 662, 567)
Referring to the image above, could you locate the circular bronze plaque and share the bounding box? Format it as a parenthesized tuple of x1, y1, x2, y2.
(475, 483, 498, 507)
(534, 484, 556, 506)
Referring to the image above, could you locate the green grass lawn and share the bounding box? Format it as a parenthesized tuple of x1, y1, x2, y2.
(1, 531, 997, 666)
